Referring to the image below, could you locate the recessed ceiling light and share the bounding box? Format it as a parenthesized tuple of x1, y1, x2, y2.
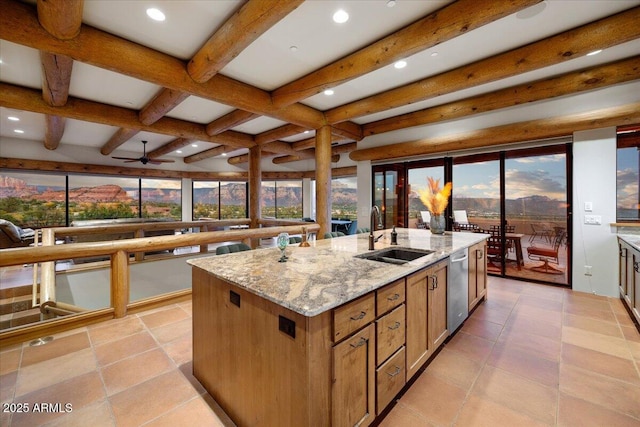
(430, 52, 438, 57)
(394, 60, 407, 69)
(14, 129, 24, 134)
(176, 150, 182, 154)
(324, 89, 334, 96)
(191, 144, 198, 147)
(221, 153, 227, 157)
(333, 9, 349, 24)
(146, 8, 165, 22)
(386, 0, 396, 7)
(304, 130, 310, 134)
(290, 45, 298, 52)
(7, 116, 19, 121)
(586, 49, 602, 56)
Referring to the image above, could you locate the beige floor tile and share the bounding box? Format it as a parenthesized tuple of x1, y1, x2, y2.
(562, 326, 633, 360)
(620, 325, 640, 343)
(444, 331, 495, 363)
(163, 333, 192, 366)
(487, 345, 559, 388)
(20, 332, 90, 368)
(558, 392, 640, 427)
(379, 402, 435, 427)
(503, 311, 562, 340)
(398, 371, 467, 426)
(88, 316, 146, 346)
(0, 370, 17, 403)
(101, 348, 174, 396)
(143, 397, 228, 427)
(94, 330, 157, 367)
(15, 348, 97, 397)
(44, 400, 115, 427)
(150, 317, 191, 344)
(562, 303, 618, 324)
(512, 304, 563, 325)
(517, 294, 564, 312)
(11, 372, 106, 427)
(471, 305, 512, 325)
(460, 317, 503, 342)
(470, 365, 558, 425)
(561, 342, 640, 386)
(616, 312, 639, 328)
(559, 363, 640, 420)
(109, 370, 199, 427)
(562, 313, 624, 338)
(0, 348, 20, 375)
(521, 283, 566, 300)
(454, 394, 550, 427)
(495, 330, 561, 362)
(425, 347, 483, 391)
(179, 362, 207, 395)
(628, 340, 640, 361)
(139, 306, 190, 330)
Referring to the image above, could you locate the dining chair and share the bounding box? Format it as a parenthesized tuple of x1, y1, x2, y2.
(526, 230, 566, 274)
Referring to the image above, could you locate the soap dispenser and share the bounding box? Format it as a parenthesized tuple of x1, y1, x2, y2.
(391, 226, 398, 245)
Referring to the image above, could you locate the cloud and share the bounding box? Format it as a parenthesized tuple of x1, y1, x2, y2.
(504, 169, 566, 200)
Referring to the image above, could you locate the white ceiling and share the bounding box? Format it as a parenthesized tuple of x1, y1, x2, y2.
(0, 0, 639, 173)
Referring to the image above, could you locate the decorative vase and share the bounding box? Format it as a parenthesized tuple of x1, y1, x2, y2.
(429, 214, 445, 235)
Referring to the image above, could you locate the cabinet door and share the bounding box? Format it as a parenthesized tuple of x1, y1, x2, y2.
(332, 324, 375, 427)
(626, 244, 635, 307)
(405, 269, 429, 379)
(429, 262, 448, 350)
(468, 241, 487, 311)
(619, 241, 628, 297)
(633, 251, 639, 313)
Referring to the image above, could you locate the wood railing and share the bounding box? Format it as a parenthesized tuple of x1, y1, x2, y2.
(0, 221, 319, 348)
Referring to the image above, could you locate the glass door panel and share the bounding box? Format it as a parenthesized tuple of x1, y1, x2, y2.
(373, 166, 404, 230)
(407, 165, 444, 229)
(504, 151, 568, 285)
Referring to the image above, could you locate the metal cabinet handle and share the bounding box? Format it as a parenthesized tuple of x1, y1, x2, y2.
(386, 366, 402, 377)
(635, 261, 639, 273)
(350, 311, 366, 321)
(387, 293, 400, 301)
(350, 337, 367, 348)
(477, 249, 484, 258)
(388, 321, 401, 330)
(620, 247, 627, 258)
(429, 275, 438, 290)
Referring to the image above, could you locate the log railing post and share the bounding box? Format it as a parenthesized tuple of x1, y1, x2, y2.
(40, 228, 56, 319)
(111, 250, 130, 318)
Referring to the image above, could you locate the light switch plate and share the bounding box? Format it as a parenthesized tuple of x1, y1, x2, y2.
(584, 214, 602, 225)
(584, 202, 593, 212)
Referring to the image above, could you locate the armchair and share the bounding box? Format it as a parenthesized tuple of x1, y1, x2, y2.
(0, 219, 35, 249)
(526, 230, 566, 274)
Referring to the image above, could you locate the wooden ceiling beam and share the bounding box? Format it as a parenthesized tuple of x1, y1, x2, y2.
(138, 89, 191, 126)
(206, 110, 260, 136)
(188, 0, 304, 83)
(0, 83, 256, 149)
(184, 145, 242, 164)
(255, 124, 308, 145)
(0, 0, 326, 129)
(147, 138, 195, 159)
(271, 142, 356, 165)
(327, 6, 640, 124)
(36, 0, 83, 40)
(350, 102, 640, 162)
(364, 56, 640, 136)
(39, 51, 73, 107)
(101, 128, 140, 155)
(43, 115, 65, 150)
(271, 0, 541, 107)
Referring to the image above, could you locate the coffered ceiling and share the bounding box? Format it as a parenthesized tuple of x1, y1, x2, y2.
(0, 0, 639, 174)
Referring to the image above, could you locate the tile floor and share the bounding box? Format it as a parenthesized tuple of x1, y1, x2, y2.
(1, 277, 639, 426)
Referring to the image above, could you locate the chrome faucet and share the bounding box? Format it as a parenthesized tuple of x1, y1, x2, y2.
(369, 205, 383, 250)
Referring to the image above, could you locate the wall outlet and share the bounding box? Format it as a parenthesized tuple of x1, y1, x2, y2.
(584, 265, 593, 276)
(584, 215, 602, 225)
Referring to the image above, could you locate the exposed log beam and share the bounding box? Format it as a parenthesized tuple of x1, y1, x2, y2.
(206, 110, 260, 136)
(327, 7, 640, 123)
(271, 0, 541, 107)
(292, 135, 349, 151)
(350, 102, 640, 162)
(331, 122, 363, 141)
(364, 56, 640, 136)
(148, 138, 195, 158)
(273, 154, 340, 164)
(43, 115, 65, 150)
(36, 0, 83, 40)
(0, 0, 326, 129)
(101, 128, 141, 155)
(256, 124, 308, 145)
(39, 51, 73, 107)
(188, 0, 304, 83)
(184, 144, 242, 164)
(0, 83, 256, 150)
(138, 89, 191, 126)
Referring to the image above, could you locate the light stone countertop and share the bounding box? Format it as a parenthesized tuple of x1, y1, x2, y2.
(188, 228, 488, 317)
(618, 234, 640, 252)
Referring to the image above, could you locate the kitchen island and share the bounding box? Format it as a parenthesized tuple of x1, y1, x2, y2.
(188, 228, 487, 426)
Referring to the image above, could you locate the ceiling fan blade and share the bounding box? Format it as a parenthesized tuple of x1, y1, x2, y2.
(123, 159, 139, 163)
(112, 156, 140, 161)
(150, 159, 175, 164)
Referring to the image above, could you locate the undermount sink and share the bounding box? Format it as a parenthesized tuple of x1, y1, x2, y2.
(355, 247, 435, 265)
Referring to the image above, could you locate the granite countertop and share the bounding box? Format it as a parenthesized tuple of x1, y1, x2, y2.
(188, 228, 488, 317)
(618, 234, 640, 252)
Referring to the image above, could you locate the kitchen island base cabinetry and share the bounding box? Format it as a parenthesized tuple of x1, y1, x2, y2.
(468, 240, 487, 312)
(618, 237, 640, 326)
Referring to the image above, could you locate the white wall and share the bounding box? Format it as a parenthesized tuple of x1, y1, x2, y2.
(571, 127, 618, 297)
(357, 160, 372, 232)
(181, 178, 192, 221)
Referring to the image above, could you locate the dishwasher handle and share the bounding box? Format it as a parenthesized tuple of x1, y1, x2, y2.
(450, 253, 468, 263)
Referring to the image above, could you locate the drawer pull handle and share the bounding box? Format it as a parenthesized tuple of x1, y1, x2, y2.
(350, 311, 366, 321)
(350, 337, 367, 348)
(386, 366, 402, 377)
(387, 293, 400, 301)
(388, 321, 401, 330)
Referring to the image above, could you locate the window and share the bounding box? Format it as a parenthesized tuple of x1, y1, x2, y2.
(0, 171, 66, 228)
(141, 178, 181, 220)
(617, 132, 640, 221)
(331, 177, 357, 220)
(262, 180, 303, 219)
(193, 181, 221, 219)
(220, 181, 247, 219)
(68, 175, 139, 222)
(407, 161, 445, 227)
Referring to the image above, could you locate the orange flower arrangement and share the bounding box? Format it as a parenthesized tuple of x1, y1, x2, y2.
(418, 177, 452, 216)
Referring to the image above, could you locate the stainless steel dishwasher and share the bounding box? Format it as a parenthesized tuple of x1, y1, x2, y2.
(448, 248, 469, 333)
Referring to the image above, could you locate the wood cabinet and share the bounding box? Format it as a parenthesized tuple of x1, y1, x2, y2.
(406, 259, 448, 379)
(618, 238, 640, 326)
(468, 240, 487, 311)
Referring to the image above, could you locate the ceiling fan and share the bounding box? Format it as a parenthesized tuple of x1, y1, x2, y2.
(112, 140, 175, 165)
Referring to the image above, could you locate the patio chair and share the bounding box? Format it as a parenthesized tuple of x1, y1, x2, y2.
(529, 223, 553, 243)
(526, 230, 566, 274)
(0, 219, 35, 249)
(216, 243, 251, 255)
(417, 211, 430, 229)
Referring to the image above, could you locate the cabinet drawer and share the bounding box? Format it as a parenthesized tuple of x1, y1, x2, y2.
(376, 346, 406, 414)
(333, 293, 375, 342)
(376, 304, 405, 364)
(376, 278, 405, 315)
